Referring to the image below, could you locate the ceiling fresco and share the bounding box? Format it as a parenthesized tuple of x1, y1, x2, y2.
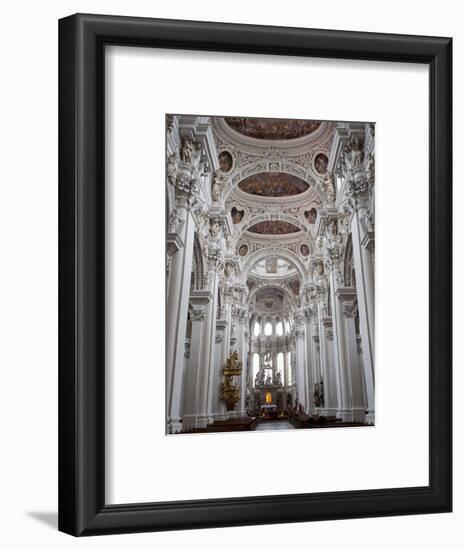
(224, 117, 321, 140)
(254, 287, 287, 312)
(238, 172, 309, 197)
(255, 287, 284, 301)
(247, 221, 301, 235)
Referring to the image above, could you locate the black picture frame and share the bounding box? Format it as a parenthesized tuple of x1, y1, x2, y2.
(59, 13, 452, 536)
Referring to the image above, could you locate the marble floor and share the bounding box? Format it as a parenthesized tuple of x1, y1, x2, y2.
(254, 420, 295, 431)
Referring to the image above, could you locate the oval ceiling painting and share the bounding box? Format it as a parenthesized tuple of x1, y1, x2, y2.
(238, 172, 309, 198)
(225, 117, 321, 140)
(247, 221, 301, 235)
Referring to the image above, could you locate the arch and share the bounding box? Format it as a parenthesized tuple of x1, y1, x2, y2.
(240, 247, 308, 284)
(238, 213, 309, 236)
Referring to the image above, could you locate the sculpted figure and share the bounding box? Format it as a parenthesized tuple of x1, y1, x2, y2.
(210, 218, 221, 238)
(180, 136, 195, 164)
(327, 219, 338, 239)
(169, 209, 183, 233)
(211, 171, 222, 202)
(167, 153, 178, 185)
(322, 172, 336, 205)
(349, 136, 363, 167)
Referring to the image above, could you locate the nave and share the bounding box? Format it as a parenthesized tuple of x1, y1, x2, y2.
(166, 115, 375, 434)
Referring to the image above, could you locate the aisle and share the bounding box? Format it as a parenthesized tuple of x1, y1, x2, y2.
(254, 420, 295, 431)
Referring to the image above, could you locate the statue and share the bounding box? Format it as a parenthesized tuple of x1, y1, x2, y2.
(210, 218, 221, 238)
(168, 209, 184, 233)
(350, 137, 363, 167)
(225, 235, 234, 251)
(327, 219, 338, 239)
(366, 152, 375, 186)
(321, 172, 336, 205)
(211, 170, 222, 203)
(276, 371, 282, 385)
(180, 136, 199, 165)
(167, 153, 178, 185)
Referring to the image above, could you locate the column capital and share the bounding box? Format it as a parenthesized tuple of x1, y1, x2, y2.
(190, 307, 206, 322)
(190, 289, 212, 308)
(335, 286, 357, 303)
(166, 232, 184, 256)
(342, 303, 358, 319)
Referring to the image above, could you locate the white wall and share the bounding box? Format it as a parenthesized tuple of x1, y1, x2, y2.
(0, 1, 460, 548)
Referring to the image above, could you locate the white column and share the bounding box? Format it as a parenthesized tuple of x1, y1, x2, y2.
(182, 299, 208, 431)
(211, 318, 228, 421)
(197, 250, 221, 428)
(294, 316, 307, 410)
(319, 309, 338, 417)
(338, 290, 367, 423)
(165, 167, 198, 434)
(284, 351, 290, 387)
(326, 246, 353, 422)
(310, 315, 322, 414)
(237, 312, 249, 417)
(347, 174, 375, 424)
(304, 309, 316, 413)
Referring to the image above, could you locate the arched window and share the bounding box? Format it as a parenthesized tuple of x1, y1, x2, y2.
(285, 319, 290, 333)
(277, 352, 284, 383)
(252, 353, 260, 387)
(264, 321, 272, 336)
(276, 321, 283, 336)
(253, 321, 260, 337)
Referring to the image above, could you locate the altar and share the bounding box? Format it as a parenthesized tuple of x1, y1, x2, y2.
(260, 404, 278, 420)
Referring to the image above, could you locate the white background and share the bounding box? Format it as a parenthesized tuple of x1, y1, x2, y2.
(0, 1, 460, 549)
(107, 47, 429, 504)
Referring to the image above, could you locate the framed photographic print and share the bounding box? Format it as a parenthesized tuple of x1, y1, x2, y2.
(59, 13, 452, 536)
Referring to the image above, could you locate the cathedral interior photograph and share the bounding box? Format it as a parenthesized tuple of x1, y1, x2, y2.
(166, 115, 375, 435)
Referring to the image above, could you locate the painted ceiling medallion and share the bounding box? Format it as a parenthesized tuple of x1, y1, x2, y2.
(300, 244, 310, 256)
(247, 221, 300, 235)
(238, 244, 248, 257)
(219, 150, 233, 172)
(225, 117, 321, 140)
(231, 207, 245, 224)
(314, 153, 329, 174)
(304, 208, 317, 224)
(238, 172, 309, 197)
